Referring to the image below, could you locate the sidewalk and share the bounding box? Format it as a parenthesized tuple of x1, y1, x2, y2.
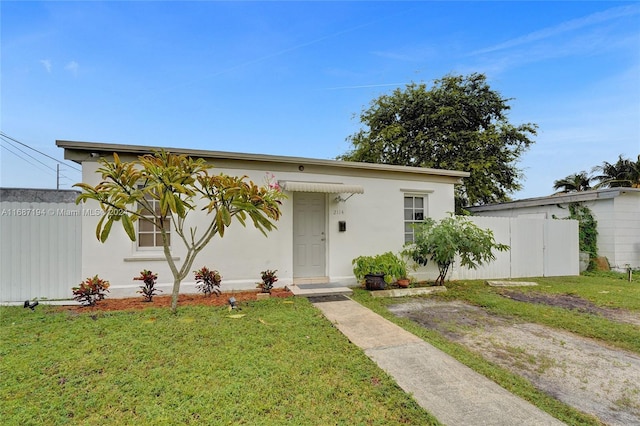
(312, 297, 565, 426)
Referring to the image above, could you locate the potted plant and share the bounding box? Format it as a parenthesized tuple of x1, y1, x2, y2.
(396, 276, 411, 288)
(352, 252, 407, 290)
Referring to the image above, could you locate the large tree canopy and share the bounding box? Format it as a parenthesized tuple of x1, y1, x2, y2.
(338, 73, 537, 209)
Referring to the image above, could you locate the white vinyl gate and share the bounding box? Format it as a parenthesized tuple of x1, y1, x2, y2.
(451, 216, 579, 280)
(1, 189, 82, 302)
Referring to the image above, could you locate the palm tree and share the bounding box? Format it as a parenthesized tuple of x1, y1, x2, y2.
(592, 154, 640, 188)
(553, 171, 593, 193)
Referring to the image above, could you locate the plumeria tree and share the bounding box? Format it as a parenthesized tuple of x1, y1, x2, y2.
(75, 150, 286, 312)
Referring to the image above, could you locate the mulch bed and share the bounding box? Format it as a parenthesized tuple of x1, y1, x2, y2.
(63, 288, 294, 312)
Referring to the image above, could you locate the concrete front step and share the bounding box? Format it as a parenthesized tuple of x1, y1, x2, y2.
(288, 284, 353, 298)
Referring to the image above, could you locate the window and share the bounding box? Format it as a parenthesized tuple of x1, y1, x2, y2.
(137, 192, 171, 248)
(404, 195, 427, 243)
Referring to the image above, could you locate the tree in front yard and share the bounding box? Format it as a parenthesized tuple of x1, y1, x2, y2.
(403, 215, 509, 285)
(75, 150, 285, 313)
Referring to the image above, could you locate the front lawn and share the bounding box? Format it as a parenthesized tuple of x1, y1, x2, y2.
(0, 297, 438, 425)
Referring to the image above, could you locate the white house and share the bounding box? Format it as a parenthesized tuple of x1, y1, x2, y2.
(467, 188, 640, 271)
(58, 140, 469, 297)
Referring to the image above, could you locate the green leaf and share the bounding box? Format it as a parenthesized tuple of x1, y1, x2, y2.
(122, 214, 136, 241)
(221, 206, 231, 226)
(100, 216, 114, 242)
(95, 214, 106, 241)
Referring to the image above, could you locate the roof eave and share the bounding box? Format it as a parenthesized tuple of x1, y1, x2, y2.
(467, 188, 639, 212)
(56, 140, 470, 179)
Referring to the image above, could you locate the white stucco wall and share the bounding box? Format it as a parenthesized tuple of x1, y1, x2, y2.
(78, 159, 456, 297)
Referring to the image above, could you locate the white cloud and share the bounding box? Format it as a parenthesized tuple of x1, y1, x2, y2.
(472, 4, 640, 56)
(40, 59, 52, 73)
(65, 61, 79, 76)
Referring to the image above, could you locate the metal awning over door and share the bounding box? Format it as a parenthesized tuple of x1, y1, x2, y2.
(279, 181, 364, 194)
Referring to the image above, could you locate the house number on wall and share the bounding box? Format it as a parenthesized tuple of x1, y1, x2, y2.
(332, 209, 344, 215)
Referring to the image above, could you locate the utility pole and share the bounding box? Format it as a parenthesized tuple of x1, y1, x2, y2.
(57, 164, 60, 190)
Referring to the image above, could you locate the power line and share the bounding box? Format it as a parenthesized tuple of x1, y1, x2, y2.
(0, 136, 58, 173)
(0, 144, 57, 177)
(0, 131, 81, 172)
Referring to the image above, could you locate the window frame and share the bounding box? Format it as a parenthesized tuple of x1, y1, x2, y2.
(136, 188, 171, 251)
(403, 193, 429, 243)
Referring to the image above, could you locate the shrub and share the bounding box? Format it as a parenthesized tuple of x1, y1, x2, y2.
(257, 269, 278, 293)
(72, 275, 110, 306)
(134, 269, 161, 302)
(351, 252, 407, 284)
(194, 266, 222, 297)
(403, 215, 509, 285)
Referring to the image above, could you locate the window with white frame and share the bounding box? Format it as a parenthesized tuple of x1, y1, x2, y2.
(404, 194, 427, 243)
(137, 192, 171, 248)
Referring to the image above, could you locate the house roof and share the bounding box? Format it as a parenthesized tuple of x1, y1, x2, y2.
(56, 140, 470, 181)
(467, 187, 640, 212)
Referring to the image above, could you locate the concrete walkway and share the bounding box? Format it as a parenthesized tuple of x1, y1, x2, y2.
(312, 297, 565, 426)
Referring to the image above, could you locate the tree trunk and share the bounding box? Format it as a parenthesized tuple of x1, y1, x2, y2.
(170, 278, 181, 313)
(435, 262, 451, 286)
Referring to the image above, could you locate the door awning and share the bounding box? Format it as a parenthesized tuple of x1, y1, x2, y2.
(279, 181, 364, 194)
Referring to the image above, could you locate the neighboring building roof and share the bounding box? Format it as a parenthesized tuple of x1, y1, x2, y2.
(467, 188, 640, 213)
(0, 187, 80, 203)
(56, 140, 469, 182)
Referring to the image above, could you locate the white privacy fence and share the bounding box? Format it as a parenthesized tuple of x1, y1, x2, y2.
(450, 216, 580, 280)
(1, 189, 82, 302)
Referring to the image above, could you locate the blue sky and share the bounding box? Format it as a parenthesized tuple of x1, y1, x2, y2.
(1, 1, 639, 199)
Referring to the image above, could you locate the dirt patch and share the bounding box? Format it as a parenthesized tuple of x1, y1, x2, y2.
(499, 290, 640, 327)
(389, 299, 640, 425)
(58, 288, 293, 312)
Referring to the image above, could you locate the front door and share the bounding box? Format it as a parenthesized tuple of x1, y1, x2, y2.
(293, 192, 326, 278)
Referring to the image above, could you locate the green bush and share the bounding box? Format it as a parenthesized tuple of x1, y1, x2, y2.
(352, 252, 407, 284)
(403, 215, 509, 285)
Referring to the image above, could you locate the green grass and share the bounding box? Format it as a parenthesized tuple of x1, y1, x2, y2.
(351, 271, 640, 426)
(1, 298, 439, 425)
(3, 273, 636, 425)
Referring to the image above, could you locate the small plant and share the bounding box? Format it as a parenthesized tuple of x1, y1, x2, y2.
(351, 252, 407, 284)
(194, 266, 222, 297)
(134, 269, 161, 302)
(72, 275, 110, 306)
(257, 269, 278, 293)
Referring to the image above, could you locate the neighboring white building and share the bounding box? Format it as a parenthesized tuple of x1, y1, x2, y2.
(467, 188, 640, 271)
(58, 140, 469, 297)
